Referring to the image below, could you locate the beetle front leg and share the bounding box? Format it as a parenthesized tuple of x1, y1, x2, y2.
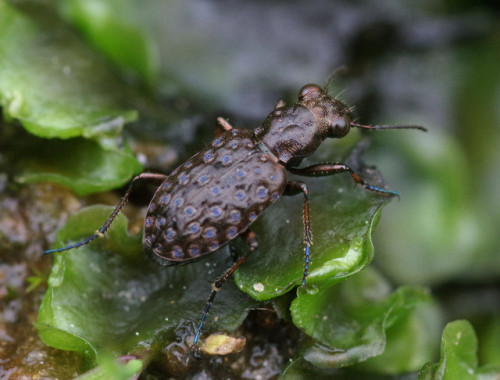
(288, 163, 399, 197)
(193, 230, 258, 345)
(283, 181, 312, 286)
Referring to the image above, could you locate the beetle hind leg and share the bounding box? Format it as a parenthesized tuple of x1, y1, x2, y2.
(43, 173, 168, 255)
(193, 230, 258, 345)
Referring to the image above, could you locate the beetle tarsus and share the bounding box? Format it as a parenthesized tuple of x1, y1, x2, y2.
(193, 254, 249, 345)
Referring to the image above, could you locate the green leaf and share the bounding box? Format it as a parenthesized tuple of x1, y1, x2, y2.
(235, 138, 391, 301)
(37, 206, 258, 361)
(419, 320, 500, 380)
(373, 131, 481, 285)
(0, 0, 137, 139)
(291, 268, 432, 367)
(76, 355, 143, 380)
(12, 134, 142, 196)
(478, 316, 500, 367)
(58, 0, 159, 85)
(357, 301, 442, 374)
(453, 36, 500, 280)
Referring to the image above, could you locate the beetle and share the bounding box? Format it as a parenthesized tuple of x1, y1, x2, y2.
(44, 81, 426, 345)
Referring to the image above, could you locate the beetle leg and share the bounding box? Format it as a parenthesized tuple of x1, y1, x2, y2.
(288, 163, 399, 197)
(283, 181, 312, 286)
(193, 230, 258, 345)
(216, 117, 234, 137)
(274, 99, 286, 110)
(43, 173, 168, 255)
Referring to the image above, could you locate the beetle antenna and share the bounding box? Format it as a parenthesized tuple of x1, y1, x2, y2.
(324, 66, 348, 92)
(351, 122, 428, 132)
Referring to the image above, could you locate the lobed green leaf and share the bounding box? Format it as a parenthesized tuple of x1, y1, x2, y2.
(292, 268, 433, 368)
(37, 206, 258, 362)
(235, 139, 391, 300)
(0, 0, 137, 139)
(419, 320, 500, 380)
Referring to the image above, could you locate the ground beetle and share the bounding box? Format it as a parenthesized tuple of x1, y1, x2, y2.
(45, 78, 426, 346)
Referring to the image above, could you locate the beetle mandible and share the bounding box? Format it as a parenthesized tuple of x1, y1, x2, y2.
(44, 80, 426, 345)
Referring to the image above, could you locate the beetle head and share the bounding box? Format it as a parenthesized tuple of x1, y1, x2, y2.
(255, 84, 353, 165)
(297, 84, 351, 139)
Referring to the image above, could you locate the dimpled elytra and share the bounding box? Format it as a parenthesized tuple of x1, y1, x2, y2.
(45, 80, 426, 347)
(144, 129, 286, 265)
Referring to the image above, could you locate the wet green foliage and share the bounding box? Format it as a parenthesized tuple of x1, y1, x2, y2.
(37, 206, 257, 363)
(419, 320, 500, 380)
(1, 0, 500, 378)
(0, 0, 141, 194)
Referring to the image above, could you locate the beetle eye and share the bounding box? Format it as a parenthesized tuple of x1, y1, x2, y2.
(298, 84, 322, 100)
(330, 115, 350, 137)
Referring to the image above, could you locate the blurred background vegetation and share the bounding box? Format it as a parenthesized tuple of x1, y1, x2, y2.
(1, 0, 499, 378)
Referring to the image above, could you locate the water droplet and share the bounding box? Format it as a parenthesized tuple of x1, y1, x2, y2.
(211, 186, 221, 195)
(253, 283, 264, 292)
(236, 168, 246, 178)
